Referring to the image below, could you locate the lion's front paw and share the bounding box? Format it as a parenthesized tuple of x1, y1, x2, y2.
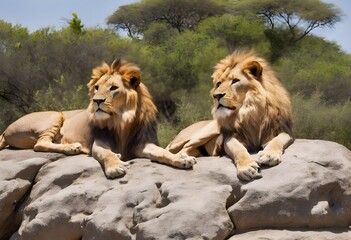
(257, 149, 282, 166)
(105, 156, 127, 179)
(64, 143, 82, 155)
(173, 153, 197, 169)
(236, 160, 261, 181)
(105, 166, 126, 179)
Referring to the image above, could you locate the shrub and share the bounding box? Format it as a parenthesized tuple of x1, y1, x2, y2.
(292, 93, 351, 149)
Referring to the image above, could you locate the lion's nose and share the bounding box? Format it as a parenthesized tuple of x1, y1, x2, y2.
(213, 93, 225, 101)
(93, 98, 106, 105)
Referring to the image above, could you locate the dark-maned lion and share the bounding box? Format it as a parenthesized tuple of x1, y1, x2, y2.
(0, 59, 196, 178)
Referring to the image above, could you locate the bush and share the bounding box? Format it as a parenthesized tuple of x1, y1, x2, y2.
(29, 75, 89, 112)
(274, 37, 351, 104)
(157, 88, 213, 147)
(292, 93, 351, 149)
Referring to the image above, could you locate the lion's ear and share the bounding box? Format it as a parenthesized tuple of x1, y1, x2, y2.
(128, 73, 141, 88)
(245, 61, 262, 79)
(119, 62, 142, 88)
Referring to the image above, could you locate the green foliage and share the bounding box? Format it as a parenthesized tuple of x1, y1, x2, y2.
(158, 88, 213, 148)
(68, 13, 84, 34)
(29, 75, 88, 112)
(198, 14, 270, 54)
(143, 22, 178, 45)
(157, 120, 179, 148)
(107, 0, 228, 37)
(235, 0, 342, 44)
(292, 93, 351, 149)
(130, 30, 226, 120)
(274, 36, 351, 103)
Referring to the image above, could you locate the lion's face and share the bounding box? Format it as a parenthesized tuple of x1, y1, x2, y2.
(88, 59, 141, 123)
(211, 60, 263, 120)
(92, 73, 128, 121)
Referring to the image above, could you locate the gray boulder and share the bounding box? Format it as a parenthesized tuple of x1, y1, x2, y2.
(0, 139, 350, 240)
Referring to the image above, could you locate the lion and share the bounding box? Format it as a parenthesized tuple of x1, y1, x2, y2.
(0, 59, 196, 178)
(167, 50, 293, 181)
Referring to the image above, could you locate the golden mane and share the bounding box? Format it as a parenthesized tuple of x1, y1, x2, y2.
(212, 50, 293, 151)
(88, 60, 157, 129)
(167, 49, 293, 180)
(87, 59, 158, 158)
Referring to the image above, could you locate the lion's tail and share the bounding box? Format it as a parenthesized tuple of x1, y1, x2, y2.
(0, 132, 7, 150)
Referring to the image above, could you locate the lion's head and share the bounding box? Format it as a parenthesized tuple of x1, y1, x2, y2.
(211, 50, 292, 150)
(87, 59, 157, 131)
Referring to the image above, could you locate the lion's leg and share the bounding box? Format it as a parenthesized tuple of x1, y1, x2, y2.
(257, 132, 293, 166)
(33, 113, 81, 155)
(224, 137, 261, 181)
(179, 135, 220, 157)
(34, 141, 82, 155)
(136, 143, 196, 169)
(3, 111, 81, 155)
(178, 147, 201, 158)
(91, 139, 127, 179)
(167, 120, 220, 157)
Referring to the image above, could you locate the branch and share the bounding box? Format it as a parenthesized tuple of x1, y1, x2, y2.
(257, 9, 275, 30)
(293, 20, 320, 43)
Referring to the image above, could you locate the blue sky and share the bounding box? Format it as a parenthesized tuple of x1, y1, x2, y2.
(0, 0, 350, 53)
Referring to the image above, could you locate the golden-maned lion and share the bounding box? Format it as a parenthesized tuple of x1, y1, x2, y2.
(0, 59, 196, 178)
(167, 50, 293, 181)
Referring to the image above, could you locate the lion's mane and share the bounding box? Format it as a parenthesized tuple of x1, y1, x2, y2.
(87, 60, 159, 158)
(212, 50, 293, 152)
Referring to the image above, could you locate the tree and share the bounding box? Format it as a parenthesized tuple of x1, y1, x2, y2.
(107, 4, 144, 38)
(0, 20, 33, 115)
(107, 0, 227, 38)
(235, 0, 342, 44)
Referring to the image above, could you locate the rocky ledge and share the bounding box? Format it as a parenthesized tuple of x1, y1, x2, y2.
(0, 139, 350, 240)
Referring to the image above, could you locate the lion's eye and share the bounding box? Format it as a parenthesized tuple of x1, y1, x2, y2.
(231, 79, 240, 85)
(215, 82, 221, 88)
(94, 85, 99, 91)
(110, 86, 118, 91)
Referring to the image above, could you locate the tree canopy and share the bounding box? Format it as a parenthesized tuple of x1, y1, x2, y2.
(107, 0, 228, 37)
(235, 0, 342, 44)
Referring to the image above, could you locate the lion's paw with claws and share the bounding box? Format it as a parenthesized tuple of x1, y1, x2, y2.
(173, 153, 197, 168)
(105, 154, 128, 179)
(257, 149, 283, 166)
(63, 143, 82, 155)
(236, 159, 262, 181)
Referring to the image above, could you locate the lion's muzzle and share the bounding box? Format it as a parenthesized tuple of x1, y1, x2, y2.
(213, 93, 225, 101)
(93, 98, 106, 106)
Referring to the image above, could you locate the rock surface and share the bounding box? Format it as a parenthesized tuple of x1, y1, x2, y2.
(0, 139, 350, 240)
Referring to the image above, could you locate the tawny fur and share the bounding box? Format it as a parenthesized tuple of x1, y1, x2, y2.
(211, 50, 293, 151)
(167, 49, 293, 181)
(1, 59, 196, 178)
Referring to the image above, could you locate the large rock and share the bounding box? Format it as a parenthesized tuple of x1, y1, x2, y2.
(0, 139, 350, 240)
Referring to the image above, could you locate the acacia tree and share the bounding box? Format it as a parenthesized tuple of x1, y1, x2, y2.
(107, 4, 145, 38)
(107, 0, 227, 38)
(235, 0, 341, 44)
